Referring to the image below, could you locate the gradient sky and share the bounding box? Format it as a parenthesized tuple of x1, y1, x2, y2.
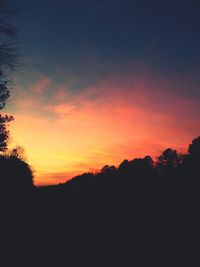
(3, 0, 200, 185)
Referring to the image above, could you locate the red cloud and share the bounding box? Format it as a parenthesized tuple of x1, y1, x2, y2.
(7, 71, 200, 185)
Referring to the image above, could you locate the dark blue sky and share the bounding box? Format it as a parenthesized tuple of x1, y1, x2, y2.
(5, 0, 200, 184)
(12, 0, 200, 90)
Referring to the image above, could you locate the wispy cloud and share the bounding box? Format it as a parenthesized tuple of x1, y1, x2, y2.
(6, 70, 200, 185)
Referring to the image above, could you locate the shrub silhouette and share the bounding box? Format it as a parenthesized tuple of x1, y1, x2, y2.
(0, 155, 34, 195)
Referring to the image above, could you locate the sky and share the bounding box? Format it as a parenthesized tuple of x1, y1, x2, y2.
(3, 0, 200, 185)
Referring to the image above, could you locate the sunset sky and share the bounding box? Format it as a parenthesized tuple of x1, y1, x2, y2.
(4, 0, 200, 185)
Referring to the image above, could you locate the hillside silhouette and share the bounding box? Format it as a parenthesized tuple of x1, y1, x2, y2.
(1, 135, 199, 265)
(37, 136, 200, 199)
(1, 135, 199, 201)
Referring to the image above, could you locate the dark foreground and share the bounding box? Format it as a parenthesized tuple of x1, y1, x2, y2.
(1, 174, 199, 266)
(1, 136, 200, 265)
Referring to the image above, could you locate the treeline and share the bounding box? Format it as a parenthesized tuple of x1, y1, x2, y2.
(0, 135, 200, 199)
(33, 135, 200, 200)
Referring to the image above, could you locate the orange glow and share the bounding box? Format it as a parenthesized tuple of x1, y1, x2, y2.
(5, 74, 200, 185)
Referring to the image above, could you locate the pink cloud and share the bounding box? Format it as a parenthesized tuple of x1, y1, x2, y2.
(30, 77, 51, 94)
(7, 71, 200, 185)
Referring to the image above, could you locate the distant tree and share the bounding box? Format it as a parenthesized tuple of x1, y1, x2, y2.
(156, 148, 180, 173)
(129, 156, 154, 175)
(143, 155, 154, 168)
(188, 136, 200, 159)
(118, 156, 154, 181)
(101, 165, 117, 175)
(118, 159, 129, 171)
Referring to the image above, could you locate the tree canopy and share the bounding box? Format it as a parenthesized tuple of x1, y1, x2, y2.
(0, 0, 17, 151)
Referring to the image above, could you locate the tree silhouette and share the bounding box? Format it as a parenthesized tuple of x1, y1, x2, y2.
(156, 148, 180, 173)
(118, 156, 154, 178)
(0, 1, 17, 69)
(10, 145, 27, 161)
(0, 79, 9, 108)
(0, 1, 34, 196)
(0, 1, 16, 149)
(0, 154, 34, 195)
(101, 165, 117, 175)
(0, 0, 17, 107)
(188, 136, 200, 159)
(0, 113, 13, 152)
